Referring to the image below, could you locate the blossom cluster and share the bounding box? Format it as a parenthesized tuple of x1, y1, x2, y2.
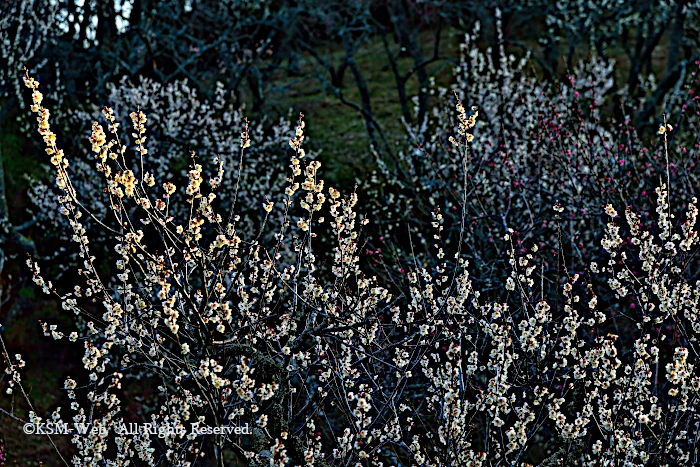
(26, 76, 305, 269)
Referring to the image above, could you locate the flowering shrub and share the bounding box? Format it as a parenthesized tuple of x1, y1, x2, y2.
(3, 30, 700, 467)
(361, 15, 700, 303)
(26, 76, 304, 268)
(0, 0, 60, 114)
